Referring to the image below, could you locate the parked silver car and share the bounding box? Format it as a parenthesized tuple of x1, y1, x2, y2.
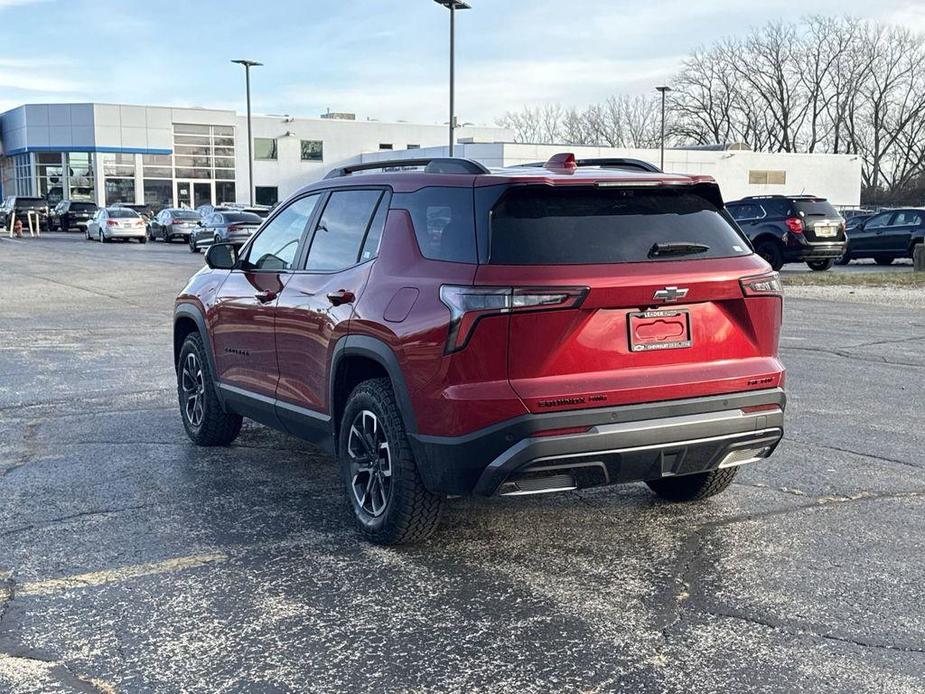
(149, 208, 202, 242)
(86, 207, 147, 243)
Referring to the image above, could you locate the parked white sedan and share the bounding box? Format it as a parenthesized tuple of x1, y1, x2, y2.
(86, 208, 148, 243)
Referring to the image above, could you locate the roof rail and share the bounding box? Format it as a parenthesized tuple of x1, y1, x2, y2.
(514, 153, 661, 173)
(324, 157, 490, 179)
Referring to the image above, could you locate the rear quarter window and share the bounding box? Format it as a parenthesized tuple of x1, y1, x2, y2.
(487, 186, 751, 265)
(390, 186, 476, 263)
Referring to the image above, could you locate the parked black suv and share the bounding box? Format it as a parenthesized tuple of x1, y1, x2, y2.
(726, 195, 846, 271)
(0, 196, 49, 231)
(837, 207, 924, 265)
(49, 200, 98, 232)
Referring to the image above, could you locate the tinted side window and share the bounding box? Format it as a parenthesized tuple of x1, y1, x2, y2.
(244, 194, 319, 271)
(892, 211, 922, 226)
(390, 186, 476, 263)
(306, 190, 382, 272)
(360, 194, 389, 262)
(866, 213, 892, 229)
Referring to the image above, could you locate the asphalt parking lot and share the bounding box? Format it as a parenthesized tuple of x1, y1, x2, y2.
(0, 232, 923, 693)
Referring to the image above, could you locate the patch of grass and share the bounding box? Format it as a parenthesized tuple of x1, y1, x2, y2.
(783, 271, 925, 288)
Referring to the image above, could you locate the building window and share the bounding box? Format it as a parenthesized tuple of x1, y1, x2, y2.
(173, 124, 236, 181)
(216, 181, 236, 204)
(255, 186, 278, 206)
(301, 140, 323, 161)
(105, 178, 135, 205)
(142, 154, 173, 180)
(102, 153, 136, 178)
(407, 144, 420, 150)
(143, 180, 173, 208)
(379, 143, 393, 150)
(254, 138, 278, 160)
(748, 170, 787, 185)
(36, 153, 65, 204)
(14, 154, 33, 196)
(66, 153, 95, 201)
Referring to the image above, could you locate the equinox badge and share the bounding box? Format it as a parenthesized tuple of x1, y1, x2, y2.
(653, 286, 689, 303)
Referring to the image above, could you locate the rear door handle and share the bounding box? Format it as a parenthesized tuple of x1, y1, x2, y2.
(255, 289, 278, 303)
(327, 290, 355, 306)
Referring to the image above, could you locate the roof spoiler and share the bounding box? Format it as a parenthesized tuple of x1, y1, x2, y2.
(514, 153, 662, 173)
(324, 157, 490, 179)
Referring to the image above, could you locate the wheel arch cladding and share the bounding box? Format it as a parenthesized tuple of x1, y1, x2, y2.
(330, 335, 418, 445)
(173, 304, 216, 378)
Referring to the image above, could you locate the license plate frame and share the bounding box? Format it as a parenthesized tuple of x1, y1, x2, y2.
(815, 224, 837, 237)
(627, 309, 692, 352)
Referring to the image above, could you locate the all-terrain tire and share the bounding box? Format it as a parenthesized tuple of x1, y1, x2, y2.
(646, 467, 739, 502)
(177, 332, 242, 446)
(339, 378, 444, 545)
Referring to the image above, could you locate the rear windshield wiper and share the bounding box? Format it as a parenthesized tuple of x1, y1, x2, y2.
(648, 242, 710, 258)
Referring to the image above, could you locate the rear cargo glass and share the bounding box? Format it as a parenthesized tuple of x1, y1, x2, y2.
(489, 187, 751, 265)
(224, 212, 261, 223)
(793, 199, 840, 218)
(18, 198, 45, 207)
(108, 209, 139, 218)
(71, 203, 97, 211)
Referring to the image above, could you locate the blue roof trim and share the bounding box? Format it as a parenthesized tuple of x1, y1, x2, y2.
(2, 145, 172, 156)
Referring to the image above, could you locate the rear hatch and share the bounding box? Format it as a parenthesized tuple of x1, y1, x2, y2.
(793, 198, 845, 242)
(474, 183, 784, 413)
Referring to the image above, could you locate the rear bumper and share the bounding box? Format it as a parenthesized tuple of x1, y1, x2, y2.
(408, 388, 785, 496)
(785, 239, 846, 260)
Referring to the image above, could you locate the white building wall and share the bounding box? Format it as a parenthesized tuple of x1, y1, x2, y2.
(358, 143, 862, 207)
(237, 116, 511, 202)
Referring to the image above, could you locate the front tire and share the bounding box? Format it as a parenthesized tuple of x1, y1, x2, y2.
(189, 235, 199, 253)
(835, 252, 851, 265)
(807, 259, 833, 271)
(646, 467, 738, 502)
(755, 239, 784, 271)
(339, 378, 444, 545)
(177, 333, 242, 446)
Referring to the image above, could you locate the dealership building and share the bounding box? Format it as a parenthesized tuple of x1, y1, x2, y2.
(0, 102, 862, 210)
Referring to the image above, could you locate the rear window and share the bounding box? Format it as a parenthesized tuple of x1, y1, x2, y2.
(224, 212, 262, 223)
(71, 203, 97, 211)
(793, 199, 840, 218)
(108, 209, 139, 218)
(169, 209, 199, 220)
(17, 198, 45, 207)
(390, 187, 476, 263)
(488, 187, 751, 265)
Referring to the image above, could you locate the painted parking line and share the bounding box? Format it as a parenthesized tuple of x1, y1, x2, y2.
(18, 552, 228, 596)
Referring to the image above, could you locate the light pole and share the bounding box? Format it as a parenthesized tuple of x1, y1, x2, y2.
(656, 85, 672, 171)
(434, 0, 470, 157)
(232, 59, 262, 205)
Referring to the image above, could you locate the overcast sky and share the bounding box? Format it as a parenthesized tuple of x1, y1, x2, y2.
(1, 0, 923, 124)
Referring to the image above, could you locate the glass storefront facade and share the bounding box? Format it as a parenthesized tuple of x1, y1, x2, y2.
(3, 122, 237, 210)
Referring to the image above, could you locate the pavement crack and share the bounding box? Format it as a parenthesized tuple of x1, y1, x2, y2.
(784, 436, 922, 470)
(696, 606, 925, 655)
(0, 504, 157, 538)
(780, 344, 924, 368)
(846, 334, 925, 349)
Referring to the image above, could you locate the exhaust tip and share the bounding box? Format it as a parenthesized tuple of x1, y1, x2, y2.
(498, 473, 578, 497)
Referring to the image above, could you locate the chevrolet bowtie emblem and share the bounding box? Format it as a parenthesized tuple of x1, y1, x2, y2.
(653, 286, 689, 303)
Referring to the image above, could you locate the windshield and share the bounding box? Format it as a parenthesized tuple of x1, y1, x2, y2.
(489, 187, 751, 265)
(169, 210, 200, 220)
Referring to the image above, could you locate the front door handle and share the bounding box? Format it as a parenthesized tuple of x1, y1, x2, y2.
(327, 289, 355, 306)
(255, 289, 278, 303)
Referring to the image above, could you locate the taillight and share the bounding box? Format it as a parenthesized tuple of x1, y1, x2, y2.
(740, 272, 783, 297)
(785, 217, 804, 233)
(439, 285, 588, 353)
(106, 219, 118, 226)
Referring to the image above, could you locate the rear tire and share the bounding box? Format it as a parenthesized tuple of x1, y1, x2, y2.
(875, 256, 895, 266)
(339, 378, 444, 545)
(754, 239, 784, 271)
(807, 259, 833, 271)
(177, 333, 242, 446)
(646, 467, 739, 502)
(835, 252, 851, 265)
(189, 235, 199, 253)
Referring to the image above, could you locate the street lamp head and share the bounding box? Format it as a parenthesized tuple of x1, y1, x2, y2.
(231, 59, 263, 68)
(655, 85, 672, 93)
(434, 0, 471, 9)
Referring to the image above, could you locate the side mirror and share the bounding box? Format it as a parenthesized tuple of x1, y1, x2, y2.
(205, 242, 238, 270)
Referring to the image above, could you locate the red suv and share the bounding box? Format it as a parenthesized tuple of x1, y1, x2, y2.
(174, 153, 785, 544)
